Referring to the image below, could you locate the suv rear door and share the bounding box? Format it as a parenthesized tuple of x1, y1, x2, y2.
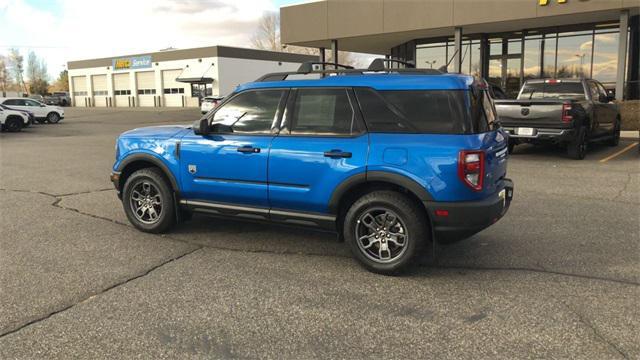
(179, 89, 287, 210)
(268, 88, 368, 219)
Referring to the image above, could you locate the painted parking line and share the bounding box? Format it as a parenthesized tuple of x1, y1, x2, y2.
(599, 142, 639, 163)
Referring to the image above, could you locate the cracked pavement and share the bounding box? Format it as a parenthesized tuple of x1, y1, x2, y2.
(0, 108, 638, 359)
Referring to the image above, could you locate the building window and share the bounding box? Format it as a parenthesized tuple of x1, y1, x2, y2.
(114, 90, 131, 95)
(93, 90, 108, 96)
(163, 88, 185, 94)
(137, 89, 156, 95)
(73, 91, 87, 96)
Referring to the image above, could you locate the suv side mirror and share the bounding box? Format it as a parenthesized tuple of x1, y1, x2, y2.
(598, 94, 609, 103)
(193, 118, 210, 136)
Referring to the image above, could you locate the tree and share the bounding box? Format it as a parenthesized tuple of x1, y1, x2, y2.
(29, 78, 49, 96)
(0, 55, 10, 97)
(251, 11, 355, 66)
(50, 69, 69, 92)
(8, 48, 26, 93)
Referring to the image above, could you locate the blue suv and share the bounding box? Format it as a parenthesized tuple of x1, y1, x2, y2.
(111, 61, 513, 274)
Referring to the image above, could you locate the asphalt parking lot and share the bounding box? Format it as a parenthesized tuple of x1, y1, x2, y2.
(1, 108, 638, 359)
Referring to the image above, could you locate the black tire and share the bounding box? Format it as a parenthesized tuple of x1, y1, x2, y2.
(122, 167, 176, 233)
(508, 141, 516, 154)
(607, 118, 621, 147)
(46, 112, 61, 124)
(567, 126, 587, 160)
(343, 190, 428, 275)
(5, 117, 23, 132)
(61, 100, 68, 106)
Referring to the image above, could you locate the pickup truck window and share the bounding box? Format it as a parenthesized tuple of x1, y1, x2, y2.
(519, 83, 585, 101)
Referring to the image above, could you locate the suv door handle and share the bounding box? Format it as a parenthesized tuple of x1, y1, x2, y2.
(237, 146, 260, 154)
(324, 150, 352, 158)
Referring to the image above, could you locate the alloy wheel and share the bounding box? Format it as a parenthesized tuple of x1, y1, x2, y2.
(355, 208, 409, 263)
(129, 180, 163, 224)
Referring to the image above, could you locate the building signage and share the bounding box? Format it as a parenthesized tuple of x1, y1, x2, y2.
(112, 55, 152, 70)
(539, 0, 567, 5)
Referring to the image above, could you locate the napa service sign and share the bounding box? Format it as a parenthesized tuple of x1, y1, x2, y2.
(112, 55, 152, 71)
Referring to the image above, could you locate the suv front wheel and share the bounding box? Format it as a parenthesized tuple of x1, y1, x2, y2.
(344, 191, 428, 275)
(122, 168, 175, 233)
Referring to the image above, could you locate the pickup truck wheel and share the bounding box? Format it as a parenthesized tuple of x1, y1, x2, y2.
(344, 191, 427, 275)
(5, 117, 23, 132)
(567, 126, 587, 160)
(122, 168, 175, 233)
(46, 112, 61, 124)
(508, 141, 516, 154)
(607, 119, 620, 147)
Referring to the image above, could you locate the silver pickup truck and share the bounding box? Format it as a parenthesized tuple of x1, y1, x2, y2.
(494, 79, 620, 160)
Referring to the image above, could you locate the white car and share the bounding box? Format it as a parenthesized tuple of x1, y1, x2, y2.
(0, 105, 29, 132)
(0, 97, 65, 124)
(200, 96, 224, 114)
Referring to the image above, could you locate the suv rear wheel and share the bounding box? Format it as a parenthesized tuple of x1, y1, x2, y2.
(343, 190, 428, 274)
(122, 168, 175, 233)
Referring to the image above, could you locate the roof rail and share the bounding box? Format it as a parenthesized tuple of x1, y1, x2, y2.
(367, 58, 415, 71)
(254, 65, 443, 82)
(297, 61, 354, 73)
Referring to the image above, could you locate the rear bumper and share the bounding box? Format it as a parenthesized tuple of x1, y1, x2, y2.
(424, 179, 514, 242)
(503, 127, 574, 141)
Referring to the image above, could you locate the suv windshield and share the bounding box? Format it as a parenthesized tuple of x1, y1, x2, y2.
(519, 82, 585, 100)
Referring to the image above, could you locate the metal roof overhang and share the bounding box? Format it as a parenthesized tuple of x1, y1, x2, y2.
(280, 0, 638, 54)
(176, 77, 215, 83)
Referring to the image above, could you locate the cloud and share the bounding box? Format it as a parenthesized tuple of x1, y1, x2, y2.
(0, 0, 277, 79)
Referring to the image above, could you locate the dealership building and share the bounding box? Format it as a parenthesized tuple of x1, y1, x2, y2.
(66, 46, 316, 107)
(281, 0, 639, 99)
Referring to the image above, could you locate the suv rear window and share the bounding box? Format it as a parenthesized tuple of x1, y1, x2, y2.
(519, 82, 585, 100)
(355, 88, 492, 134)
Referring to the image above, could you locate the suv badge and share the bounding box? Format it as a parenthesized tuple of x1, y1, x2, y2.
(521, 108, 530, 116)
(188, 165, 197, 174)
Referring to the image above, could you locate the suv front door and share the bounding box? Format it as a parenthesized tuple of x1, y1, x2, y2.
(179, 89, 287, 210)
(268, 88, 368, 220)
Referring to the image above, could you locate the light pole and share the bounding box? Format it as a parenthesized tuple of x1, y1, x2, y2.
(425, 60, 436, 69)
(574, 53, 586, 76)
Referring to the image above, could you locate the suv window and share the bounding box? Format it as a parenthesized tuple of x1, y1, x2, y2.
(211, 90, 284, 134)
(25, 99, 41, 107)
(379, 90, 469, 134)
(289, 88, 356, 135)
(588, 81, 599, 100)
(3, 99, 22, 106)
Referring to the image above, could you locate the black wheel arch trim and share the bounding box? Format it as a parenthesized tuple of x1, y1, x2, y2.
(116, 153, 179, 193)
(328, 171, 434, 214)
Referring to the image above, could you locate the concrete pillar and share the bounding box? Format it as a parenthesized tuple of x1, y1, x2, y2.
(68, 76, 75, 107)
(86, 76, 93, 107)
(154, 68, 163, 107)
(106, 72, 114, 107)
(331, 40, 338, 66)
(454, 27, 462, 73)
(626, 15, 639, 100)
(129, 71, 138, 107)
(616, 10, 629, 101)
(480, 34, 489, 79)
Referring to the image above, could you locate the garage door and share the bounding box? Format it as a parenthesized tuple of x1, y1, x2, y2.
(113, 73, 131, 107)
(91, 75, 108, 107)
(136, 71, 156, 107)
(72, 76, 88, 107)
(162, 69, 185, 107)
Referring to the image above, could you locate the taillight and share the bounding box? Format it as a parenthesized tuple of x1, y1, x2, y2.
(562, 102, 572, 123)
(458, 150, 485, 191)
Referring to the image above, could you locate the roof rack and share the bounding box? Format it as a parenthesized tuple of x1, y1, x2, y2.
(367, 58, 415, 71)
(254, 59, 443, 82)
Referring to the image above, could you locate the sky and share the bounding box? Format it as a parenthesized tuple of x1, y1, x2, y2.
(0, 0, 306, 80)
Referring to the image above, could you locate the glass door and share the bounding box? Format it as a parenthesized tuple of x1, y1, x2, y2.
(488, 37, 524, 98)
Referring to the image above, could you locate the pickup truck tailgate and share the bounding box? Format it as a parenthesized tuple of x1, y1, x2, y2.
(495, 100, 568, 128)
